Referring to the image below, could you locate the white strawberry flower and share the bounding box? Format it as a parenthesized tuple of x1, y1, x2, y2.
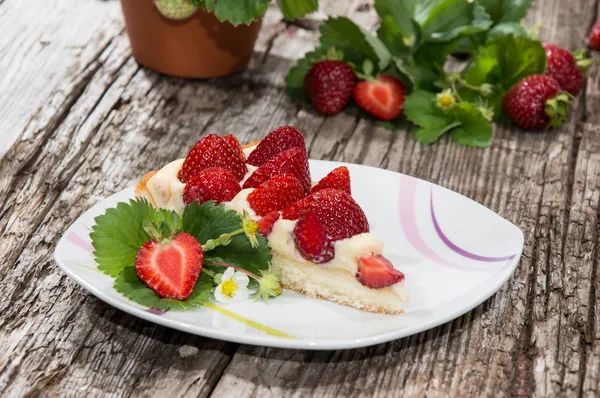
(214, 267, 250, 304)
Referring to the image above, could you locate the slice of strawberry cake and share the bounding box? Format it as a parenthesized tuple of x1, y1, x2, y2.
(135, 126, 408, 313)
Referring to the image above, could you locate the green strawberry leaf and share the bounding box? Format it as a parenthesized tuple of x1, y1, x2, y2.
(485, 22, 530, 42)
(450, 102, 493, 147)
(277, 0, 318, 20)
(319, 17, 391, 71)
(375, 0, 419, 55)
(414, 0, 492, 43)
(404, 90, 459, 144)
(464, 34, 546, 90)
(114, 267, 213, 310)
(476, 0, 532, 24)
(203, 0, 270, 26)
(90, 198, 155, 277)
(183, 201, 272, 276)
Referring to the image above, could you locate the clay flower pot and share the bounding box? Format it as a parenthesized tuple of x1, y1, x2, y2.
(120, 0, 262, 78)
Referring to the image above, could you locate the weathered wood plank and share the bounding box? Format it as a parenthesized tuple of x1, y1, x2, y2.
(1, 0, 600, 396)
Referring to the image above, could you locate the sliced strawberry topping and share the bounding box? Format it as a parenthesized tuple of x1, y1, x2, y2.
(281, 188, 369, 241)
(246, 126, 306, 166)
(178, 134, 247, 183)
(293, 212, 334, 264)
(223, 134, 245, 161)
(310, 166, 351, 195)
(257, 211, 280, 237)
(183, 167, 241, 205)
(247, 174, 305, 217)
(135, 233, 204, 300)
(356, 254, 404, 289)
(243, 147, 311, 193)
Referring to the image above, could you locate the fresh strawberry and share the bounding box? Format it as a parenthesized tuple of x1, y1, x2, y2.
(310, 166, 351, 195)
(246, 126, 306, 166)
(590, 19, 600, 50)
(293, 212, 334, 264)
(354, 75, 405, 121)
(243, 147, 311, 193)
(223, 134, 245, 161)
(135, 233, 203, 300)
(281, 188, 369, 241)
(304, 60, 356, 116)
(183, 167, 241, 205)
(247, 174, 305, 216)
(356, 254, 405, 289)
(544, 43, 584, 96)
(503, 75, 572, 130)
(178, 134, 247, 183)
(257, 211, 280, 237)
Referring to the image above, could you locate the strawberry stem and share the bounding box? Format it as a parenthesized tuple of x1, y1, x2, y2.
(205, 260, 261, 281)
(201, 228, 245, 251)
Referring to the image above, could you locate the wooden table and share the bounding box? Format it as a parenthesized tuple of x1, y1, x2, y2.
(1, 0, 599, 396)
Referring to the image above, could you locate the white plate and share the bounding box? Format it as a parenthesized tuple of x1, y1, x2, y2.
(54, 160, 524, 350)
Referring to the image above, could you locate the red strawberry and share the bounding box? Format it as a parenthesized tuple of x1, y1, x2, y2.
(257, 211, 280, 237)
(310, 166, 351, 195)
(135, 233, 203, 300)
(281, 188, 369, 241)
(503, 75, 571, 130)
(183, 167, 241, 205)
(247, 174, 305, 216)
(590, 19, 600, 50)
(223, 134, 245, 161)
(544, 43, 584, 96)
(243, 147, 311, 193)
(356, 254, 405, 289)
(178, 134, 247, 183)
(246, 126, 306, 166)
(354, 75, 406, 121)
(304, 60, 356, 116)
(293, 212, 334, 264)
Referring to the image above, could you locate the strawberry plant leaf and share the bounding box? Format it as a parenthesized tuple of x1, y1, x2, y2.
(277, 0, 318, 20)
(476, 0, 532, 24)
(90, 198, 155, 277)
(485, 22, 529, 43)
(183, 201, 272, 276)
(450, 102, 493, 147)
(404, 90, 459, 144)
(319, 17, 391, 70)
(203, 0, 270, 26)
(464, 35, 546, 89)
(114, 267, 213, 311)
(415, 0, 492, 43)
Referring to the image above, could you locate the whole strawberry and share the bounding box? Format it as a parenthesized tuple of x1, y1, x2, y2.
(304, 60, 356, 116)
(544, 43, 584, 96)
(590, 19, 600, 50)
(503, 75, 571, 131)
(354, 75, 406, 121)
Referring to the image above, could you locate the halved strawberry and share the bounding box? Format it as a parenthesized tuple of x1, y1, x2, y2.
(247, 174, 305, 216)
(223, 134, 245, 161)
(310, 166, 351, 195)
(354, 75, 406, 121)
(178, 134, 247, 183)
(246, 126, 306, 166)
(243, 147, 311, 193)
(135, 233, 204, 300)
(183, 167, 241, 205)
(356, 254, 404, 289)
(257, 211, 280, 237)
(281, 188, 369, 241)
(293, 212, 334, 264)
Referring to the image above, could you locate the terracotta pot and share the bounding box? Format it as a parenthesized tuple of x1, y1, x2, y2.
(120, 0, 262, 78)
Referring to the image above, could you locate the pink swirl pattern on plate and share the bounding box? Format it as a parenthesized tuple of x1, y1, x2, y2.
(399, 175, 517, 269)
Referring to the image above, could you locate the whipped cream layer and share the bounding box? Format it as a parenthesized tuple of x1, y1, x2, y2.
(141, 145, 406, 300)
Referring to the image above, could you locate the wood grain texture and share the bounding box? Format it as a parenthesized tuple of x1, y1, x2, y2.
(1, 0, 599, 397)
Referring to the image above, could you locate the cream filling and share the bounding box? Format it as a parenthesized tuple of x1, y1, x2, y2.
(142, 145, 406, 299)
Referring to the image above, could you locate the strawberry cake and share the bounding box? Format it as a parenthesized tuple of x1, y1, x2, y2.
(135, 126, 408, 313)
